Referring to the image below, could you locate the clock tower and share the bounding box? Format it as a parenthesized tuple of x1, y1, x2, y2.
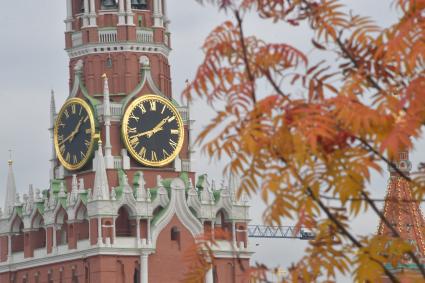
(57, 0, 189, 190)
(0, 1, 252, 282)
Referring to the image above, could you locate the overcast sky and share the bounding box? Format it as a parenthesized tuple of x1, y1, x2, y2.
(0, 1, 424, 281)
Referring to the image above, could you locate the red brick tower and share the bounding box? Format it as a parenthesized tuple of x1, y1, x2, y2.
(0, 1, 252, 282)
(379, 150, 425, 282)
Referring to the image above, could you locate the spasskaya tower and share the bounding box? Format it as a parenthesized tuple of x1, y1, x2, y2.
(0, 1, 252, 282)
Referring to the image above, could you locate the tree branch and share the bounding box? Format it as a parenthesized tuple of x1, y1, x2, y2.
(234, 10, 257, 104)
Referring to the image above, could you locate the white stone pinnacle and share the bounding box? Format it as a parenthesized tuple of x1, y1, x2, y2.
(102, 74, 114, 169)
(93, 141, 110, 200)
(5, 159, 17, 216)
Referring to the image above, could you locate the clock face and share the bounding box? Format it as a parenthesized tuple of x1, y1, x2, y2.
(54, 98, 96, 171)
(122, 95, 184, 167)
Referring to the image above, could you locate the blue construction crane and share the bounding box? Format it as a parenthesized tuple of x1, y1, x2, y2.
(247, 225, 315, 240)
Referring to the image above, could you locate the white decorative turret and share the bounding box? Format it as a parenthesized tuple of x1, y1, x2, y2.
(78, 178, 85, 193)
(157, 175, 169, 207)
(92, 140, 110, 201)
(174, 155, 181, 172)
(228, 173, 239, 202)
(136, 172, 147, 201)
(4, 158, 17, 217)
(58, 182, 67, 199)
(200, 175, 214, 205)
(102, 74, 114, 169)
(70, 175, 79, 205)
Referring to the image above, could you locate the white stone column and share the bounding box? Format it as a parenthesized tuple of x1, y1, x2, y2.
(136, 218, 141, 247)
(112, 216, 116, 244)
(52, 227, 57, 254)
(97, 218, 103, 246)
(88, 218, 93, 246)
(7, 234, 12, 261)
(147, 218, 151, 244)
(126, 0, 134, 25)
(211, 220, 215, 241)
(205, 266, 214, 283)
(140, 252, 149, 283)
(118, 0, 126, 25)
(232, 221, 236, 246)
(65, 0, 73, 32)
(82, 0, 90, 27)
(89, 0, 97, 26)
(153, 0, 163, 27)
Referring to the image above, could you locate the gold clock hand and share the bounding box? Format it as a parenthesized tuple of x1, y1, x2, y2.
(69, 117, 85, 142)
(58, 116, 84, 146)
(58, 132, 75, 147)
(129, 116, 171, 140)
(147, 116, 170, 138)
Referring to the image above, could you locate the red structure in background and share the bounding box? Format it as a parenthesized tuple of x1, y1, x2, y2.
(379, 150, 425, 282)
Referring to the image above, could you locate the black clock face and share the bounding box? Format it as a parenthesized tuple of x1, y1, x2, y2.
(54, 98, 96, 171)
(122, 95, 184, 167)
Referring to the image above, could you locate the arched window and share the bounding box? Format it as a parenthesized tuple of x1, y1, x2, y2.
(102, 0, 118, 9)
(56, 208, 69, 246)
(116, 206, 136, 237)
(80, 0, 85, 12)
(11, 218, 24, 253)
(131, 0, 148, 10)
(133, 268, 140, 283)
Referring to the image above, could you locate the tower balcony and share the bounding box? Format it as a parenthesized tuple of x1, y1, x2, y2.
(70, 28, 155, 49)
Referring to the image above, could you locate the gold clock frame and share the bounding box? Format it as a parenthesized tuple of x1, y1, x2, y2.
(54, 97, 96, 171)
(122, 94, 185, 167)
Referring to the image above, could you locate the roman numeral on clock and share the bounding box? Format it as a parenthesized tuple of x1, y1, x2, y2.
(169, 139, 177, 149)
(151, 151, 158, 162)
(163, 149, 169, 158)
(130, 137, 139, 147)
(139, 147, 147, 159)
(150, 101, 156, 111)
(130, 113, 139, 121)
(138, 103, 147, 114)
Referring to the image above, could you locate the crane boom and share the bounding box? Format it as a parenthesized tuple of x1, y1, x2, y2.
(247, 225, 315, 240)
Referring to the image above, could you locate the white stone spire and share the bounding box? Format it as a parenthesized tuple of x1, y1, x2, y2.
(50, 90, 57, 181)
(93, 140, 110, 200)
(4, 157, 17, 216)
(102, 74, 114, 169)
(50, 90, 56, 128)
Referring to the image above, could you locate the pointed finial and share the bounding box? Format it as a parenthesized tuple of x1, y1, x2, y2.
(50, 90, 56, 112)
(50, 90, 57, 128)
(8, 149, 12, 165)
